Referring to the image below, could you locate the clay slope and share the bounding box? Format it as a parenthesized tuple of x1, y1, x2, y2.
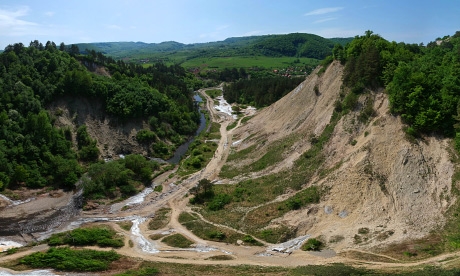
(48, 96, 149, 159)
(229, 61, 455, 250)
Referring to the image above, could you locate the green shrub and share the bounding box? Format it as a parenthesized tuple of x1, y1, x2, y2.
(301, 238, 323, 251)
(136, 129, 156, 143)
(162, 234, 194, 248)
(207, 231, 226, 240)
(115, 267, 159, 276)
(47, 226, 124, 248)
(207, 193, 232, 211)
(20, 247, 120, 272)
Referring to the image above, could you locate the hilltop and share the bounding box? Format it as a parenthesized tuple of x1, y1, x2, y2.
(76, 33, 353, 66)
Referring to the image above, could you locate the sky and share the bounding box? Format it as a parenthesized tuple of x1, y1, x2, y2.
(0, 0, 459, 49)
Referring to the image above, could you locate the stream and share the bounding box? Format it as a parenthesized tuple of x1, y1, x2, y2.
(167, 93, 206, 164)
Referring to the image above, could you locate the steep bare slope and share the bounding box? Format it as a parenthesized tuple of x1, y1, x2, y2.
(49, 96, 148, 158)
(227, 61, 455, 250)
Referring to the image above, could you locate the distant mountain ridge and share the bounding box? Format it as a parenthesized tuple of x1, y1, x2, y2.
(76, 33, 353, 60)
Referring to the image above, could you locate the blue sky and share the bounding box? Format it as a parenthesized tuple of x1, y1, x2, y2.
(0, 0, 459, 49)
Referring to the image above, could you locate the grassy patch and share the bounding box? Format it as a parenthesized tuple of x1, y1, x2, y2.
(205, 255, 235, 261)
(226, 121, 238, 131)
(20, 247, 120, 272)
(301, 238, 324, 251)
(149, 234, 166, 240)
(291, 264, 370, 276)
(47, 225, 124, 248)
(114, 267, 159, 276)
(181, 56, 319, 70)
(241, 115, 254, 124)
(177, 121, 220, 176)
(379, 234, 444, 261)
(117, 221, 133, 231)
(161, 233, 194, 248)
(148, 207, 171, 230)
(205, 89, 222, 98)
(255, 226, 295, 244)
(220, 134, 299, 178)
(178, 212, 259, 245)
(339, 250, 399, 263)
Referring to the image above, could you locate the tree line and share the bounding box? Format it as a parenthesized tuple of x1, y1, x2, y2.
(332, 30, 460, 143)
(223, 77, 305, 107)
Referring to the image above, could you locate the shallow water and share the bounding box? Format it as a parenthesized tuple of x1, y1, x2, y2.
(167, 94, 206, 164)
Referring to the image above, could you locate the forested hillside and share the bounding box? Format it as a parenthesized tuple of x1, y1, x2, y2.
(332, 31, 460, 141)
(78, 33, 352, 62)
(0, 41, 201, 192)
(223, 77, 305, 107)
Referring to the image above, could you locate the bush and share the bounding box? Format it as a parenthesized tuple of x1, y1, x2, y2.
(286, 198, 302, 210)
(301, 238, 323, 251)
(161, 234, 194, 248)
(207, 194, 232, 211)
(136, 129, 156, 143)
(47, 226, 124, 248)
(207, 231, 225, 240)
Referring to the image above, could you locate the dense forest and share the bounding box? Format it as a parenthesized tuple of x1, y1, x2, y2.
(0, 41, 201, 192)
(332, 30, 460, 143)
(77, 33, 352, 60)
(223, 77, 305, 107)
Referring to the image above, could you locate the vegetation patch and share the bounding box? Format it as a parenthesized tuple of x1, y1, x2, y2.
(205, 89, 222, 98)
(301, 238, 324, 251)
(148, 207, 172, 230)
(205, 255, 234, 261)
(291, 263, 370, 276)
(226, 121, 238, 131)
(149, 234, 166, 240)
(256, 226, 295, 244)
(221, 134, 300, 178)
(82, 154, 159, 201)
(179, 212, 258, 245)
(20, 247, 120, 272)
(117, 221, 133, 231)
(379, 234, 444, 261)
(47, 225, 124, 248)
(114, 266, 159, 276)
(339, 250, 398, 263)
(177, 121, 220, 176)
(161, 233, 194, 248)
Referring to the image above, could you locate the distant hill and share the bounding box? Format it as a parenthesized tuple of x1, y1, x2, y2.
(76, 33, 353, 62)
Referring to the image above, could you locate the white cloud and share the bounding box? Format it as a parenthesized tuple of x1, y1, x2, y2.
(304, 7, 343, 16)
(107, 24, 122, 30)
(0, 6, 37, 29)
(314, 17, 337, 24)
(44, 11, 55, 17)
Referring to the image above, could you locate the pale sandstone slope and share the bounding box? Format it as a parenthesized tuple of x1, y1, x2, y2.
(231, 61, 455, 250)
